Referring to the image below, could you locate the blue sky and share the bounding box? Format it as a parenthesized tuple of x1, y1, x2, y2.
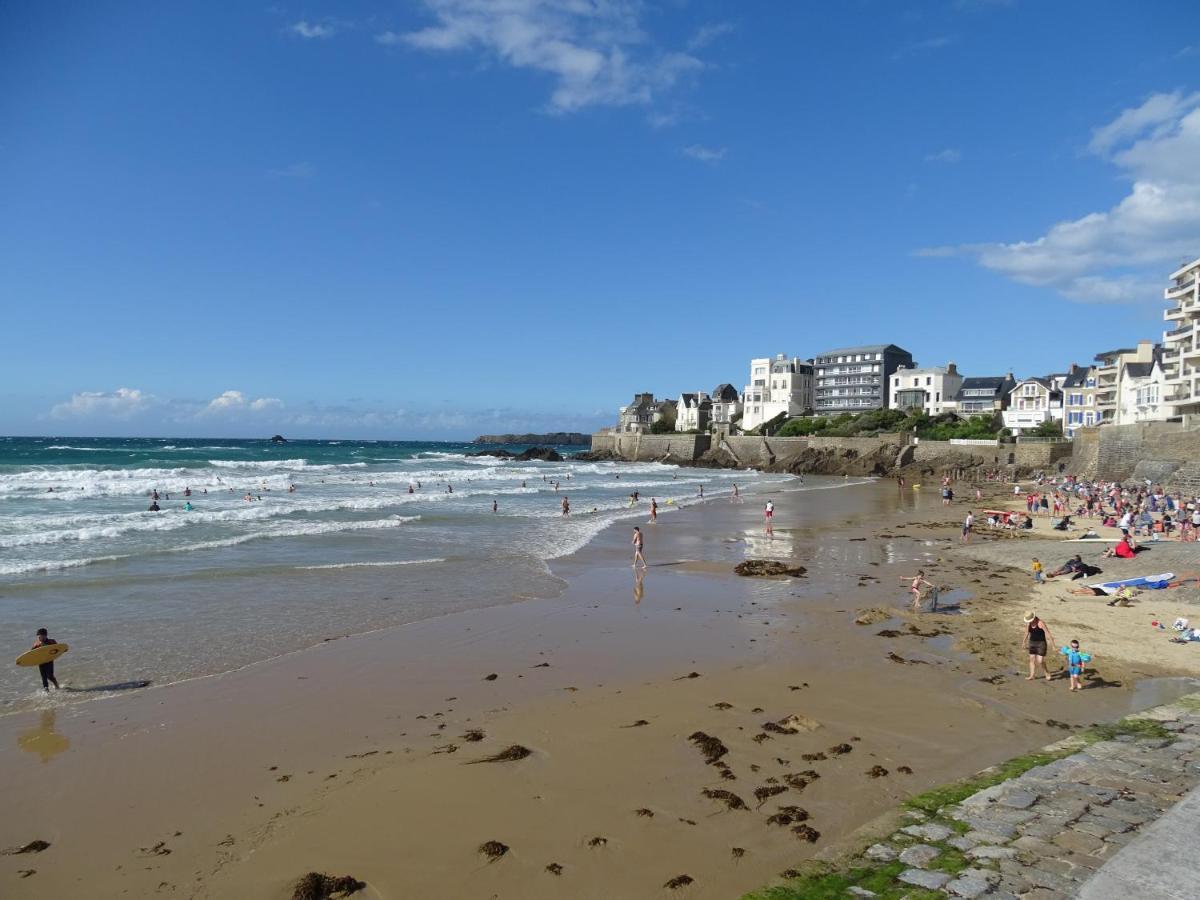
(2, 0, 1198, 439)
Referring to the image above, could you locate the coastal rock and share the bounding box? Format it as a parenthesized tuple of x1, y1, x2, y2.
(468, 447, 563, 462)
(474, 432, 590, 446)
(269, 434, 287, 443)
(734, 560, 807, 578)
(572, 448, 621, 461)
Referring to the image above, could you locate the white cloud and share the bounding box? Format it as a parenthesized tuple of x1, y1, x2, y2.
(687, 22, 734, 52)
(892, 35, 957, 60)
(682, 143, 726, 163)
(925, 147, 962, 163)
(201, 391, 284, 416)
(50, 388, 153, 419)
(379, 0, 705, 113)
(269, 161, 316, 178)
(290, 20, 335, 39)
(919, 90, 1200, 304)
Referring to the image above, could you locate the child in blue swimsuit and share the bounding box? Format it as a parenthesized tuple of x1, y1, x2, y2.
(1060, 640, 1092, 692)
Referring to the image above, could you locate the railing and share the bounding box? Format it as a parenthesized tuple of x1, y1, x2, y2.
(1167, 276, 1197, 294)
(949, 438, 1001, 446)
(1015, 436, 1070, 444)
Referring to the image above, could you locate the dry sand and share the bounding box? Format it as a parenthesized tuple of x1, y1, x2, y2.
(2, 479, 1197, 899)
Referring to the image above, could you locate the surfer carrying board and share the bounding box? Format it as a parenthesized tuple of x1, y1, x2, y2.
(32, 628, 60, 692)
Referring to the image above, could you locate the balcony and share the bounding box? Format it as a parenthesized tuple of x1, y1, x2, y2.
(1165, 323, 1193, 341)
(1166, 275, 1198, 296)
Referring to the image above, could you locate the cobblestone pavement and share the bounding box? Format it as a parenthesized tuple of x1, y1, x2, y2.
(857, 693, 1200, 898)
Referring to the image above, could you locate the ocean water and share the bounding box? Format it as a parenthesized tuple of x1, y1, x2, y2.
(0, 437, 793, 712)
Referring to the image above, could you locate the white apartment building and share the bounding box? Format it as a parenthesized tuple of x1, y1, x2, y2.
(888, 362, 962, 417)
(1093, 342, 1155, 425)
(1163, 256, 1200, 417)
(741, 354, 814, 432)
(1002, 377, 1064, 435)
(1117, 350, 1169, 425)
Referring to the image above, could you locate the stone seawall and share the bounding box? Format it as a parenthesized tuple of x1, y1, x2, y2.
(1068, 422, 1200, 487)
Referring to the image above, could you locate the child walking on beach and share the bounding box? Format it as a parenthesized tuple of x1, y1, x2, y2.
(1060, 640, 1091, 692)
(1031, 558, 1043, 583)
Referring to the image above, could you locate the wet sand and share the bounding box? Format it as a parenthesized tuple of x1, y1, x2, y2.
(2, 479, 1195, 899)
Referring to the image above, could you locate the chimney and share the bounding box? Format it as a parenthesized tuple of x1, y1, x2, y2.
(947, 362, 958, 376)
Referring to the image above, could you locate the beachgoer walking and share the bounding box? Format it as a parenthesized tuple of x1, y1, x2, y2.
(632, 526, 647, 569)
(1022, 612, 1055, 681)
(561, 496, 570, 516)
(962, 510, 974, 543)
(1061, 639, 1090, 692)
(492, 499, 498, 513)
(904, 571, 934, 607)
(31, 628, 60, 692)
(1031, 558, 1044, 583)
(732, 483, 740, 502)
(649, 498, 657, 523)
(699, 485, 704, 498)
(764, 500, 774, 523)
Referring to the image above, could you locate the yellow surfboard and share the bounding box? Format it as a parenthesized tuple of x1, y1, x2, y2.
(15, 644, 69, 667)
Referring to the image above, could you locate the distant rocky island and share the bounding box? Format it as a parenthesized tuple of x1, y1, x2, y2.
(473, 432, 591, 446)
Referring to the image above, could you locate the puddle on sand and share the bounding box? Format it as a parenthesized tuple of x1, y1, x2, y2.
(1129, 676, 1200, 712)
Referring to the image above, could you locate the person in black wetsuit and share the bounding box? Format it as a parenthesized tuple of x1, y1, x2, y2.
(31, 628, 60, 692)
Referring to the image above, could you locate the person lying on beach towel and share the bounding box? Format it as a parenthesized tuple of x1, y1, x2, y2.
(1046, 555, 1101, 580)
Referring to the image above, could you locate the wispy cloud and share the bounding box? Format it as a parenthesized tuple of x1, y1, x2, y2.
(925, 147, 962, 164)
(44, 388, 606, 437)
(50, 388, 154, 420)
(269, 161, 316, 179)
(377, 0, 706, 114)
(682, 144, 726, 163)
(1176, 45, 1198, 59)
(687, 22, 734, 52)
(918, 90, 1200, 304)
(290, 20, 335, 39)
(892, 35, 957, 60)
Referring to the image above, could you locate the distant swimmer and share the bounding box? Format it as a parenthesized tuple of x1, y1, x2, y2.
(732, 484, 739, 502)
(184, 487, 192, 497)
(289, 484, 296, 493)
(699, 485, 704, 498)
(562, 496, 570, 516)
(493, 499, 498, 513)
(447, 484, 453, 493)
(649, 498, 657, 523)
(631, 526, 647, 569)
(408, 484, 414, 494)
(152, 490, 160, 501)
(148, 501, 161, 512)
(183, 501, 194, 511)
(522, 481, 526, 488)
(30, 628, 60, 692)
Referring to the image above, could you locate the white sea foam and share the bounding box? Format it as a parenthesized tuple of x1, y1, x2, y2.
(295, 558, 444, 570)
(0, 554, 131, 576)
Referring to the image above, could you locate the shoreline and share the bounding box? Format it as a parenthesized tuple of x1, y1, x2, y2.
(3, 477, 1197, 898)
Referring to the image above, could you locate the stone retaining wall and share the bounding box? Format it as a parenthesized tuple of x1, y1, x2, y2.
(1068, 422, 1200, 486)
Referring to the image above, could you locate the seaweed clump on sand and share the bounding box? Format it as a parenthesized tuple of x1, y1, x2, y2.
(545, 863, 563, 875)
(766, 806, 809, 826)
(700, 792, 744, 816)
(829, 743, 853, 755)
(783, 771, 819, 791)
(664, 874, 695, 889)
(478, 841, 509, 862)
(3, 841, 51, 855)
(731, 847, 746, 859)
(792, 824, 821, 843)
(461, 729, 485, 742)
(735, 560, 806, 578)
(467, 745, 532, 764)
(753, 785, 789, 807)
(635, 808, 655, 818)
(688, 731, 728, 765)
(291, 872, 366, 900)
(701, 788, 748, 811)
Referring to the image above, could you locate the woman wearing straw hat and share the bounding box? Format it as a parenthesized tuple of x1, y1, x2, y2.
(1022, 612, 1056, 681)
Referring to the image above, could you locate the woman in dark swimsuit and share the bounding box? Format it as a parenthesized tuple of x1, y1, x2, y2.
(1022, 612, 1055, 682)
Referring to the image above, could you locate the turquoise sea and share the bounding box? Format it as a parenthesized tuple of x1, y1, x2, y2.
(0, 436, 791, 712)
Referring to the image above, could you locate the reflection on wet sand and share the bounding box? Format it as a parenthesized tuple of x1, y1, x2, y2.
(17, 710, 69, 764)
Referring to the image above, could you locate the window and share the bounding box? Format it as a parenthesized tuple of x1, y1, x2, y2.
(1085, 378, 1095, 388)
(926, 377, 932, 386)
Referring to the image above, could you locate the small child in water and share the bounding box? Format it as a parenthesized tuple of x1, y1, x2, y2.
(1060, 639, 1092, 692)
(1031, 558, 1043, 583)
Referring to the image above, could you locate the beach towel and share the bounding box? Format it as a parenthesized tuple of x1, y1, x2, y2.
(1084, 573, 1175, 595)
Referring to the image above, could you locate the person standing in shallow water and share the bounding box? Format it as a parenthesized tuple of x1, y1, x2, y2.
(1022, 612, 1055, 682)
(31, 628, 60, 692)
(631, 526, 647, 569)
(648, 497, 657, 523)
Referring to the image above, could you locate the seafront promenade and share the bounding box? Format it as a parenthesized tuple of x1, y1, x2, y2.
(753, 693, 1200, 899)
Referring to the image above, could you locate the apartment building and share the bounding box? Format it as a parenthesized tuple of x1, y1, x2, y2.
(741, 354, 814, 432)
(888, 362, 962, 417)
(676, 392, 712, 432)
(812, 344, 913, 415)
(1061, 365, 1098, 438)
(1093, 342, 1156, 425)
(710, 384, 743, 430)
(1117, 348, 1169, 425)
(1163, 255, 1200, 417)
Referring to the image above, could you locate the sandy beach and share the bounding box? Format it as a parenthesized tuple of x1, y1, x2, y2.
(3, 477, 1197, 899)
